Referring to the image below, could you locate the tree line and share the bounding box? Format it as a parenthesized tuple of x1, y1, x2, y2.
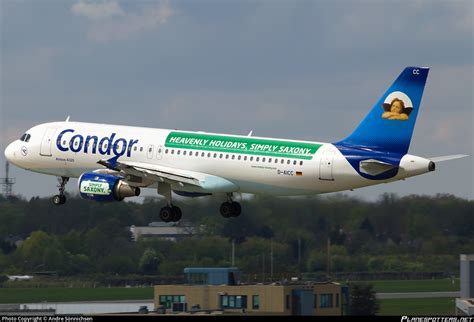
(0, 193, 472, 278)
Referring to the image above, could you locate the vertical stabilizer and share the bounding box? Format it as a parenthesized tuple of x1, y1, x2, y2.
(336, 67, 429, 155)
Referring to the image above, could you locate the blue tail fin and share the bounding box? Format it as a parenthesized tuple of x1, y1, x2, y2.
(336, 67, 429, 155)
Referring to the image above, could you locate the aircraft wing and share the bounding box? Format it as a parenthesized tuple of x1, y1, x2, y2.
(97, 158, 238, 192)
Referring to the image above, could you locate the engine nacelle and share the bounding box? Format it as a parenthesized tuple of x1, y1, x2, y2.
(78, 172, 140, 202)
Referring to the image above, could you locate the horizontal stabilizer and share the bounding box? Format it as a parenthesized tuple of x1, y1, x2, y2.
(359, 159, 397, 176)
(429, 154, 469, 162)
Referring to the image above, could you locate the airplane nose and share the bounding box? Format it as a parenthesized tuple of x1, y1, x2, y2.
(4, 142, 16, 162)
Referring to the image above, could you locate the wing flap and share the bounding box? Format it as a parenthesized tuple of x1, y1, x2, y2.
(116, 161, 201, 186)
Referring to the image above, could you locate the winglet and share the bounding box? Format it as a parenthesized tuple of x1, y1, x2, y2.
(98, 155, 120, 171)
(247, 130, 253, 137)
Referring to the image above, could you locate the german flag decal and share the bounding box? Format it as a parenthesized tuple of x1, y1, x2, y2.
(296, 171, 303, 176)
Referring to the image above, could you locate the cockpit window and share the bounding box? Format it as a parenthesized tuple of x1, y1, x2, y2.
(19, 133, 31, 142)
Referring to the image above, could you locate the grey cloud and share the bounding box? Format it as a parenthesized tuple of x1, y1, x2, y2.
(71, 0, 124, 20)
(72, 0, 173, 43)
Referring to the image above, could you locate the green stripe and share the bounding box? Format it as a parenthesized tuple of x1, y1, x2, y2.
(165, 132, 321, 160)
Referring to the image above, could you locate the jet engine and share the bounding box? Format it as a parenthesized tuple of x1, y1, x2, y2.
(78, 172, 140, 202)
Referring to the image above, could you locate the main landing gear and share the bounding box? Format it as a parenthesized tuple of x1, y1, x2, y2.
(159, 206, 182, 223)
(157, 185, 242, 222)
(52, 176, 69, 205)
(219, 193, 241, 218)
(158, 183, 182, 223)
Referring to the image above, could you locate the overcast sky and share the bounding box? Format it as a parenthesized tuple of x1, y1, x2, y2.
(0, 0, 472, 201)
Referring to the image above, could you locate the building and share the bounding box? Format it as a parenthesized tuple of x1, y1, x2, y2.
(456, 254, 474, 316)
(129, 222, 197, 242)
(1, 301, 154, 315)
(154, 267, 348, 315)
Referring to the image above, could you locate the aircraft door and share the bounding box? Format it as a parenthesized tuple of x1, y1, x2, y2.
(40, 127, 57, 156)
(147, 145, 154, 159)
(156, 145, 163, 160)
(319, 151, 335, 181)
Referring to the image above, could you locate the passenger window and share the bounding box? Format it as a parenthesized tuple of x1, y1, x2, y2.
(214, 153, 217, 158)
(207, 153, 211, 157)
(275, 159, 278, 163)
(219, 154, 223, 159)
(293, 160, 297, 165)
(158, 148, 162, 153)
(171, 150, 174, 154)
(269, 158, 272, 163)
(262, 157, 266, 162)
(226, 154, 230, 159)
(250, 157, 254, 161)
(177, 150, 181, 155)
(300, 161, 303, 166)
(281, 159, 284, 164)
(165, 149, 168, 154)
(238, 155, 241, 160)
(256, 157, 259, 162)
(244, 156, 247, 161)
(134, 146, 138, 151)
(149, 147, 152, 153)
(183, 151, 187, 156)
(231, 155, 235, 160)
(139, 146, 142, 152)
(287, 160, 291, 165)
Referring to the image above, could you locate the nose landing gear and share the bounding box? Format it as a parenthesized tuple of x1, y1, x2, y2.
(52, 176, 69, 205)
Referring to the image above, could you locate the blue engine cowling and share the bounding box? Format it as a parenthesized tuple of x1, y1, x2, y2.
(78, 172, 140, 202)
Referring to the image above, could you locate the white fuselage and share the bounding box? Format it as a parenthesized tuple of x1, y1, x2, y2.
(4, 121, 433, 196)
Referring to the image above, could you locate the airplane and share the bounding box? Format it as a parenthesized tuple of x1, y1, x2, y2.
(4, 67, 468, 222)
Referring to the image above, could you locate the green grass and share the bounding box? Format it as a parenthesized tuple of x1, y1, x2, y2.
(378, 297, 456, 315)
(0, 287, 154, 304)
(357, 279, 460, 293)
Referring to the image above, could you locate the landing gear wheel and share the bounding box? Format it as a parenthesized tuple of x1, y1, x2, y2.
(160, 207, 174, 222)
(52, 194, 66, 205)
(231, 202, 241, 217)
(172, 206, 182, 222)
(220, 202, 234, 218)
